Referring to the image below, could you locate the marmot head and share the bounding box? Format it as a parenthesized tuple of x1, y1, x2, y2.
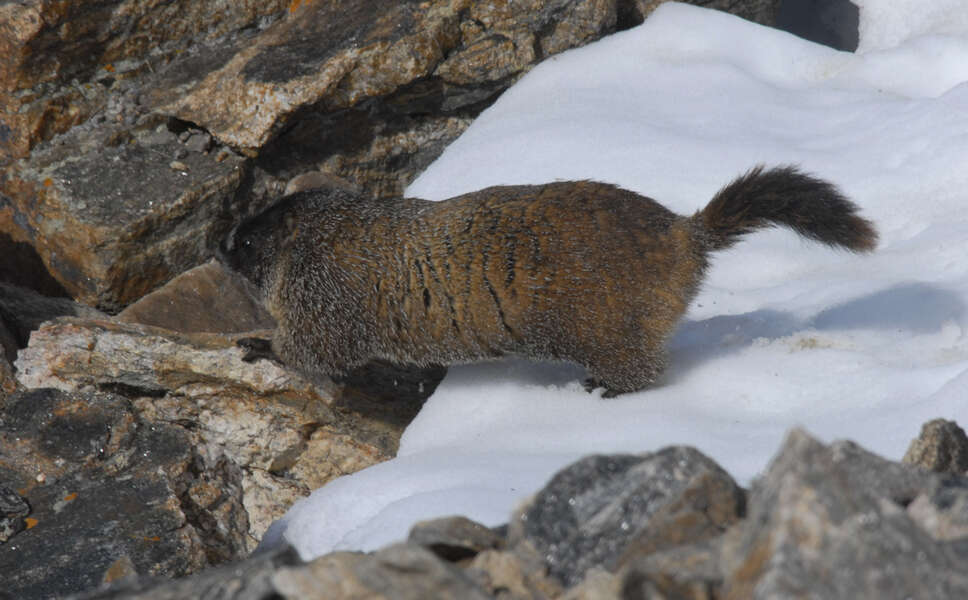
(218, 194, 305, 293)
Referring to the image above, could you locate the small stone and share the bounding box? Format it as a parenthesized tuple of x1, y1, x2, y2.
(903, 419, 968, 474)
(408, 515, 504, 561)
(169, 160, 189, 171)
(184, 131, 213, 154)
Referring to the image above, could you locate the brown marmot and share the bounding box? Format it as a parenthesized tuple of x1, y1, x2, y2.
(218, 165, 877, 396)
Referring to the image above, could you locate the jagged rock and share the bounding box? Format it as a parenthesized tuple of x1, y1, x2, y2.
(0, 388, 246, 600)
(272, 543, 493, 600)
(2, 124, 251, 311)
(0, 0, 289, 161)
(903, 418, 968, 475)
(0, 0, 622, 309)
(721, 428, 968, 600)
(117, 260, 274, 334)
(159, 0, 616, 154)
(508, 446, 745, 587)
(13, 317, 401, 546)
(408, 516, 505, 562)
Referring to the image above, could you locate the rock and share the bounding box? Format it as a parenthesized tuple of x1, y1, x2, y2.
(0, 484, 30, 543)
(721, 428, 968, 600)
(903, 418, 968, 475)
(272, 543, 493, 600)
(117, 260, 274, 334)
(465, 549, 564, 599)
(0, 388, 246, 599)
(0, 0, 623, 310)
(13, 316, 401, 545)
(160, 1, 616, 154)
(617, 0, 779, 29)
(508, 446, 745, 587)
(0, 0, 289, 161)
(0, 351, 18, 401)
(620, 536, 727, 600)
(2, 123, 251, 311)
(408, 516, 505, 562)
(71, 545, 302, 600)
(905, 476, 968, 542)
(560, 567, 621, 600)
(0, 282, 105, 362)
(776, 0, 859, 52)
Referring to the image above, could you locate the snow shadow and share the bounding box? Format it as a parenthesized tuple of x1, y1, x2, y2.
(668, 282, 964, 377)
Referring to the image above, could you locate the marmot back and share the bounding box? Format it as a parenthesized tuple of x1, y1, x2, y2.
(219, 165, 877, 396)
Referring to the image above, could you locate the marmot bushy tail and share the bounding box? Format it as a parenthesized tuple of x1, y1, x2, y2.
(697, 165, 878, 252)
(219, 165, 877, 397)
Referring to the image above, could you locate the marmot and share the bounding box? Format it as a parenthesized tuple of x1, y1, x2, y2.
(218, 166, 877, 396)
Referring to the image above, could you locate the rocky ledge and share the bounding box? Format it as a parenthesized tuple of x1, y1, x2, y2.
(58, 422, 968, 600)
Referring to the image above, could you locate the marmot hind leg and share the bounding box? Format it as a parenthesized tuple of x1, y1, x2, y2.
(581, 349, 667, 397)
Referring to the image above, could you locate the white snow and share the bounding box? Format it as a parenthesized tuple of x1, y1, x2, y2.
(265, 1, 968, 558)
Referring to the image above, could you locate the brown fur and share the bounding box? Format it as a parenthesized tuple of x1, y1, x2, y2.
(218, 165, 877, 395)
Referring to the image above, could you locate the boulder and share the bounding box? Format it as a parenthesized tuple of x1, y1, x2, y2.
(507, 446, 745, 586)
(721, 428, 968, 599)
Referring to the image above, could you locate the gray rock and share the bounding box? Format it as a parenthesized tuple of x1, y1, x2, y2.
(70, 545, 302, 600)
(617, 0, 779, 30)
(0, 484, 30, 543)
(508, 446, 744, 586)
(272, 543, 493, 600)
(903, 418, 968, 475)
(409, 515, 505, 562)
(721, 428, 968, 599)
(0, 388, 246, 600)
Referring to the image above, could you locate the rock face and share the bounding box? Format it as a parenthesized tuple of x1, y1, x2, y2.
(0, 0, 783, 311)
(66, 424, 968, 600)
(0, 0, 624, 310)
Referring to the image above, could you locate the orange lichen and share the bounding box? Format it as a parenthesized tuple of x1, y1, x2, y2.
(43, 177, 53, 187)
(63, 492, 78, 502)
(104, 64, 115, 73)
(25, 518, 39, 529)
